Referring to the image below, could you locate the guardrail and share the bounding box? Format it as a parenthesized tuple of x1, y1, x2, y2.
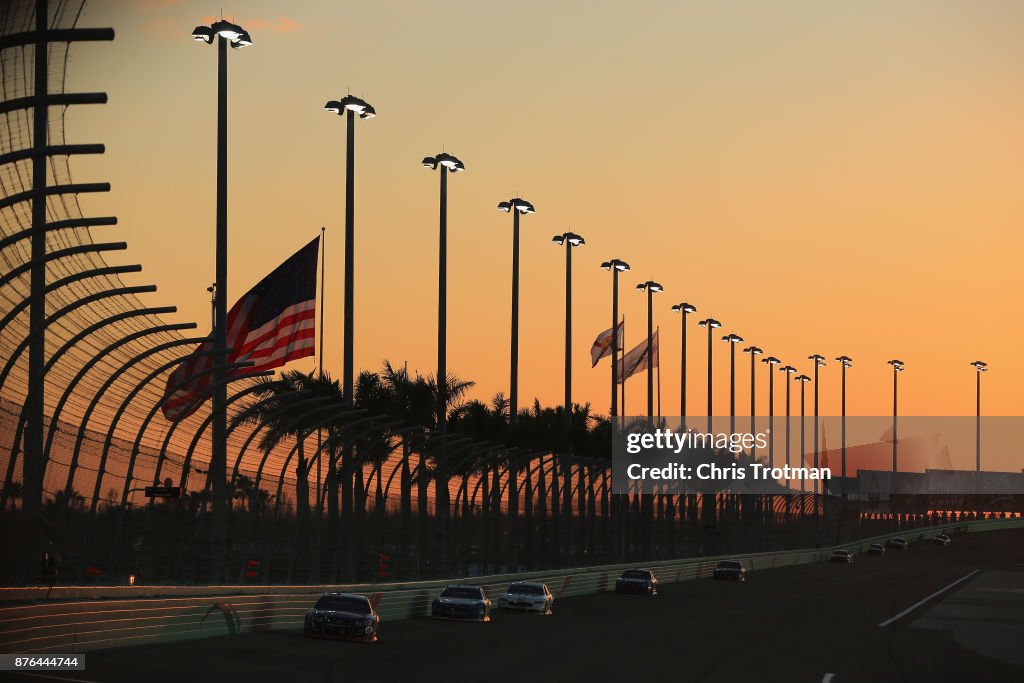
(2, 517, 1020, 654)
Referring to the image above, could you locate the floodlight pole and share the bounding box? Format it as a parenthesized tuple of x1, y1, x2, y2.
(438, 164, 448, 434)
(209, 30, 230, 583)
(510, 207, 521, 429)
(343, 107, 355, 406)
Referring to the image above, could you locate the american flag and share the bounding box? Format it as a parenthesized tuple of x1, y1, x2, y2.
(160, 236, 320, 421)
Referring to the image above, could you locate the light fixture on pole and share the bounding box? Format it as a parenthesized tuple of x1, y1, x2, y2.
(553, 232, 585, 442)
(743, 345, 763, 454)
(636, 281, 664, 418)
(601, 259, 630, 418)
(808, 354, 826, 495)
(780, 364, 797, 486)
(698, 318, 722, 431)
(762, 356, 781, 469)
(323, 93, 376, 410)
(970, 360, 987, 473)
(499, 197, 536, 429)
(835, 356, 853, 497)
(795, 374, 812, 494)
(422, 152, 465, 436)
(671, 302, 697, 423)
(887, 359, 905, 475)
(722, 334, 744, 434)
(190, 15, 252, 582)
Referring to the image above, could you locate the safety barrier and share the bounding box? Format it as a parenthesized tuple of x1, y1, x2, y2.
(1, 517, 1020, 654)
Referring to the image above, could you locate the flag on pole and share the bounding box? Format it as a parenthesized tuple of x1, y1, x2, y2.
(591, 321, 624, 367)
(160, 236, 320, 421)
(617, 329, 659, 384)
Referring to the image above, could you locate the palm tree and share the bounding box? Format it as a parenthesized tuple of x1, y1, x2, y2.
(376, 363, 434, 566)
(349, 363, 473, 577)
(423, 371, 474, 574)
(234, 370, 346, 579)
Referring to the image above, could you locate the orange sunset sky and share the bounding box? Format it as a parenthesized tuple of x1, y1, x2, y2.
(65, 0, 1023, 418)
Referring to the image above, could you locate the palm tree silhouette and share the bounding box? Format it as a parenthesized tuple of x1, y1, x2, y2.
(234, 370, 345, 579)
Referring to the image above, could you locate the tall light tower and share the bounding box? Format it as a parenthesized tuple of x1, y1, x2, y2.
(743, 345, 763, 454)
(762, 356, 781, 468)
(498, 197, 536, 429)
(780, 365, 797, 484)
(698, 318, 722, 431)
(808, 354, 826, 494)
(636, 281, 664, 419)
(888, 359, 905, 475)
(970, 361, 987, 473)
(422, 152, 466, 435)
(835, 356, 853, 498)
(191, 17, 252, 580)
(887, 359, 905, 517)
(671, 302, 697, 423)
(553, 232, 585, 442)
(601, 259, 630, 417)
(722, 334, 744, 434)
(323, 94, 376, 407)
(795, 374, 812, 494)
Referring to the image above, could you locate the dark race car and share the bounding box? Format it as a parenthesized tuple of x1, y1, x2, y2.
(431, 585, 492, 621)
(830, 550, 854, 564)
(867, 543, 886, 556)
(615, 568, 658, 595)
(886, 537, 910, 551)
(304, 593, 380, 642)
(712, 560, 748, 581)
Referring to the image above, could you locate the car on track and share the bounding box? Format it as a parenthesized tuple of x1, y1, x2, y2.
(886, 537, 910, 550)
(867, 543, 886, 556)
(830, 550, 854, 564)
(497, 581, 553, 614)
(712, 560, 748, 581)
(304, 592, 380, 642)
(615, 568, 658, 595)
(431, 585, 492, 621)
(932, 533, 951, 547)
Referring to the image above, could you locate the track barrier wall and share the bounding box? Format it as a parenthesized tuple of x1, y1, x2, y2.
(2, 517, 1020, 654)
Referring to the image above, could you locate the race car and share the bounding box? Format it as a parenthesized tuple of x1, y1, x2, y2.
(304, 592, 380, 642)
(497, 581, 553, 614)
(615, 568, 658, 595)
(712, 560, 748, 581)
(431, 585, 492, 621)
(830, 550, 854, 564)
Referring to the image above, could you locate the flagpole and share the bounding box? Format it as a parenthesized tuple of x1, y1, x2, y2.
(317, 227, 325, 507)
(319, 227, 326, 377)
(656, 326, 661, 418)
(621, 315, 626, 418)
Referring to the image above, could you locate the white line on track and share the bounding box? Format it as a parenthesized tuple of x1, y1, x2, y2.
(877, 569, 980, 627)
(821, 674, 836, 682)
(14, 674, 98, 683)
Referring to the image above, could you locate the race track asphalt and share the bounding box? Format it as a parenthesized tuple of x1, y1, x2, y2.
(6, 527, 1023, 683)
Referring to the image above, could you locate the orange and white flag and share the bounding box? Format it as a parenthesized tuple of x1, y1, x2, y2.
(590, 321, 624, 367)
(617, 330, 659, 384)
